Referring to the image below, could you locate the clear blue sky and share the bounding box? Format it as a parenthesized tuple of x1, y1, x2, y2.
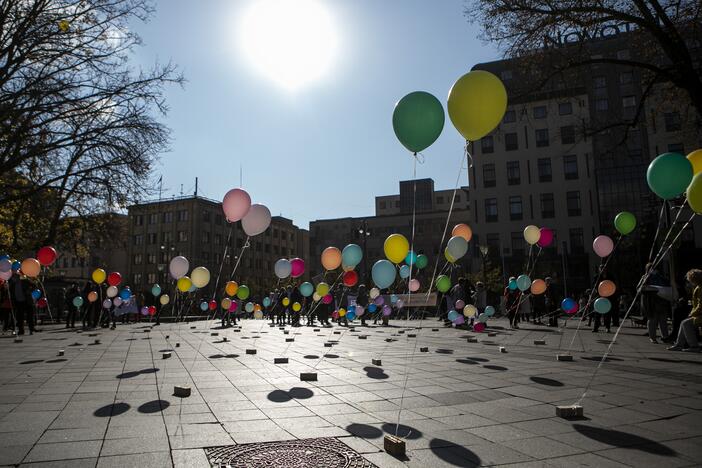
(133, 0, 501, 229)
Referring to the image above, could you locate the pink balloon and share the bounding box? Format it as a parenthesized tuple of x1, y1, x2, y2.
(593, 235, 614, 258)
(322, 293, 333, 304)
(537, 228, 553, 247)
(290, 258, 305, 278)
(566, 303, 579, 315)
(331, 310, 339, 319)
(455, 300, 465, 310)
(222, 188, 251, 222)
(229, 301, 238, 312)
(355, 306, 365, 316)
(408, 278, 420, 292)
(396, 299, 404, 309)
(473, 322, 486, 333)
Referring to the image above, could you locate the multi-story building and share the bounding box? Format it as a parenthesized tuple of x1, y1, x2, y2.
(127, 195, 308, 296)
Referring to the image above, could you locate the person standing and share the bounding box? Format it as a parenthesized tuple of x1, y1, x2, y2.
(504, 278, 521, 329)
(356, 284, 369, 326)
(641, 263, 670, 343)
(1, 280, 13, 333)
(65, 283, 80, 328)
(668, 269, 702, 352)
(10, 274, 35, 335)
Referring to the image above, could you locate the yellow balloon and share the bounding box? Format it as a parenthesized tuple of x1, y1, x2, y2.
(384, 233, 409, 264)
(316, 282, 330, 297)
(254, 310, 263, 319)
(159, 294, 170, 305)
(688, 149, 702, 175)
(338, 308, 346, 317)
(463, 304, 477, 318)
(447, 70, 507, 141)
(523, 225, 540, 245)
(221, 297, 232, 310)
(92, 268, 106, 284)
(191, 266, 210, 288)
(688, 172, 702, 214)
(444, 248, 456, 263)
(292, 302, 301, 312)
(177, 276, 192, 292)
(282, 297, 290, 307)
(225, 281, 238, 296)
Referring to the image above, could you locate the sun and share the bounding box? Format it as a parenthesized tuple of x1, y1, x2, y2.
(238, 0, 338, 90)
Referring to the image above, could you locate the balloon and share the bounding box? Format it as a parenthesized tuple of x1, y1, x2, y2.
(312, 292, 321, 302)
(241, 203, 271, 236)
(390, 294, 398, 304)
(399, 264, 410, 279)
(20, 258, 40, 278)
(31, 289, 41, 300)
(598, 280, 616, 298)
(229, 301, 238, 312)
(484, 305, 495, 317)
(322, 294, 333, 304)
(566, 303, 579, 315)
(409, 278, 420, 292)
(374, 296, 384, 306)
(37, 246, 57, 266)
(237, 285, 250, 300)
(87, 291, 98, 302)
(148, 305, 157, 316)
(102, 299, 112, 308)
(508, 279, 518, 290)
(452, 224, 472, 242)
(331, 310, 339, 320)
(517, 274, 531, 292)
(316, 282, 330, 297)
(447, 70, 507, 141)
(11, 260, 20, 271)
(160, 294, 170, 305)
(273, 259, 291, 279)
(200, 301, 208, 312)
(688, 172, 702, 214)
(405, 251, 417, 266)
(299, 282, 314, 297)
(531, 279, 547, 295)
(254, 310, 264, 319)
(537, 228, 553, 248)
(463, 304, 477, 317)
(369, 287, 380, 299)
(262, 296, 271, 307)
(119, 288, 131, 300)
(477, 313, 488, 323)
(447, 310, 459, 321)
(191, 266, 211, 288)
(453, 315, 465, 326)
(561, 298, 576, 312)
(416, 254, 428, 269)
(105, 271, 121, 287)
(356, 305, 365, 316)
(523, 225, 540, 245)
(382, 305, 392, 316)
(446, 235, 468, 260)
(73, 296, 84, 307)
(397, 299, 405, 309)
(444, 248, 456, 264)
(321, 247, 342, 271)
(244, 302, 254, 313)
(346, 310, 356, 321)
(368, 303, 377, 313)
(177, 276, 192, 292)
(151, 284, 161, 296)
(0, 270, 11, 281)
(225, 281, 239, 296)
(647, 152, 693, 199)
(292, 302, 301, 312)
(221, 297, 231, 310)
(593, 235, 614, 258)
(107, 285, 118, 298)
(614, 212, 637, 236)
(392, 91, 445, 153)
(455, 299, 465, 310)
(342, 244, 363, 267)
(688, 149, 702, 175)
(140, 306, 150, 316)
(0, 258, 11, 273)
(290, 258, 305, 278)
(169, 256, 189, 280)
(91, 268, 106, 284)
(113, 297, 123, 307)
(594, 297, 612, 314)
(188, 283, 197, 293)
(474, 322, 486, 333)
(384, 234, 409, 264)
(222, 188, 252, 222)
(436, 275, 451, 293)
(343, 270, 358, 287)
(208, 299, 217, 311)
(371, 259, 396, 289)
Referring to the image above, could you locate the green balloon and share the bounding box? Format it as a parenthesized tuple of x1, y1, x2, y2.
(236, 285, 250, 300)
(614, 211, 636, 235)
(392, 91, 445, 153)
(436, 275, 451, 293)
(646, 152, 693, 200)
(415, 254, 428, 269)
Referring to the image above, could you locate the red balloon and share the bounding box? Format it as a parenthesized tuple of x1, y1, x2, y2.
(208, 299, 217, 311)
(37, 297, 48, 308)
(37, 246, 57, 266)
(473, 322, 486, 333)
(343, 270, 358, 287)
(107, 272, 122, 286)
(148, 305, 156, 316)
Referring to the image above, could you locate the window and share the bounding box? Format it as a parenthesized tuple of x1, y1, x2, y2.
(506, 161, 520, 185)
(133, 235, 143, 246)
(202, 232, 210, 244)
(537, 158, 552, 182)
(622, 95, 636, 108)
(484, 198, 498, 222)
(147, 254, 157, 264)
(147, 273, 157, 284)
(273, 229, 279, 238)
(483, 164, 496, 188)
(540, 193, 555, 218)
(619, 71, 633, 84)
(509, 196, 523, 221)
(134, 215, 143, 226)
(148, 213, 158, 224)
(664, 112, 681, 132)
(593, 76, 606, 88)
(501, 70, 513, 80)
(563, 155, 578, 180)
(668, 143, 684, 153)
(595, 99, 608, 111)
(133, 254, 143, 265)
(566, 191, 581, 216)
(486, 233, 500, 249)
(148, 233, 157, 245)
(505, 133, 518, 151)
(481, 136, 494, 154)
(503, 110, 516, 123)
(511, 232, 524, 255)
(162, 231, 172, 243)
(561, 125, 575, 144)
(163, 211, 173, 223)
(535, 129, 549, 147)
(177, 210, 188, 222)
(569, 228, 584, 253)
(533, 106, 547, 119)
(178, 231, 188, 242)
(202, 210, 211, 222)
(558, 102, 572, 115)
(133, 273, 142, 285)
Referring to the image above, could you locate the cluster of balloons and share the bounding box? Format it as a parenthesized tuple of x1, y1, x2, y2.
(646, 150, 702, 213)
(274, 257, 305, 279)
(445, 223, 472, 263)
(0, 245, 58, 281)
(372, 233, 432, 290)
(523, 225, 553, 248)
(222, 187, 272, 236)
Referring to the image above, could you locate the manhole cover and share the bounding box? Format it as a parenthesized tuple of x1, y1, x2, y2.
(205, 437, 377, 467)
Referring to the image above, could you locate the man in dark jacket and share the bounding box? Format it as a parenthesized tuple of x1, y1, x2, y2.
(10, 275, 35, 335)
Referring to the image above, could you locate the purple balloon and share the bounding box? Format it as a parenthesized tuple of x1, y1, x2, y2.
(382, 305, 392, 316)
(374, 296, 384, 306)
(453, 315, 465, 326)
(140, 306, 149, 316)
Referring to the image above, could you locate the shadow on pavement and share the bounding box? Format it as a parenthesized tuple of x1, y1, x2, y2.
(573, 424, 676, 456)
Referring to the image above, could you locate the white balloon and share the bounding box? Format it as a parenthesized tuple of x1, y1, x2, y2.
(102, 299, 112, 308)
(241, 204, 272, 237)
(274, 258, 292, 279)
(446, 235, 468, 260)
(169, 256, 189, 279)
(369, 287, 380, 299)
(107, 285, 118, 298)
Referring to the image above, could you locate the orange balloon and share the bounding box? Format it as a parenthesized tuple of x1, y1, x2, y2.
(20, 258, 41, 278)
(531, 279, 547, 295)
(254, 303, 262, 312)
(87, 291, 98, 302)
(225, 281, 238, 297)
(321, 246, 342, 271)
(598, 280, 616, 298)
(452, 223, 472, 242)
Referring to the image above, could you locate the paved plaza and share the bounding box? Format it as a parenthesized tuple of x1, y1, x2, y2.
(0, 318, 700, 467)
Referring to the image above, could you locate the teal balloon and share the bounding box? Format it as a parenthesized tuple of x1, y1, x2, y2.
(516, 274, 531, 292)
(416, 254, 428, 269)
(447, 310, 459, 321)
(245, 302, 254, 313)
(404, 250, 417, 266)
(392, 91, 445, 153)
(614, 211, 636, 235)
(346, 311, 356, 321)
(299, 282, 314, 297)
(446, 236, 468, 260)
(200, 301, 208, 311)
(72, 296, 83, 308)
(371, 259, 396, 289)
(399, 264, 410, 279)
(508, 279, 518, 291)
(341, 244, 363, 267)
(594, 297, 612, 314)
(484, 305, 495, 317)
(151, 284, 161, 297)
(263, 297, 271, 307)
(188, 284, 197, 293)
(646, 152, 693, 200)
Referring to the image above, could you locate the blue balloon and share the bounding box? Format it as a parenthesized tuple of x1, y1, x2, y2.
(151, 284, 161, 297)
(119, 289, 132, 300)
(200, 301, 208, 311)
(561, 297, 576, 312)
(299, 282, 314, 297)
(368, 303, 377, 313)
(346, 311, 356, 321)
(31, 289, 41, 300)
(508, 279, 518, 290)
(372, 259, 396, 289)
(188, 284, 197, 293)
(404, 250, 417, 266)
(390, 294, 398, 304)
(399, 264, 410, 279)
(342, 244, 363, 268)
(263, 297, 271, 307)
(594, 297, 611, 314)
(447, 310, 459, 321)
(0, 254, 9, 261)
(11, 261, 20, 271)
(484, 305, 495, 317)
(348, 305, 356, 314)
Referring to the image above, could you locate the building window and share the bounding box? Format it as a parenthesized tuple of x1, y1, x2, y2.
(133, 235, 143, 246)
(509, 196, 523, 221)
(133, 273, 142, 285)
(503, 110, 516, 123)
(533, 106, 547, 119)
(501, 70, 513, 80)
(595, 99, 608, 111)
(177, 210, 188, 222)
(558, 102, 572, 115)
(178, 231, 188, 242)
(569, 228, 584, 253)
(203, 232, 210, 244)
(486, 233, 500, 250)
(620, 71, 633, 84)
(163, 211, 173, 223)
(561, 125, 575, 144)
(485, 198, 498, 222)
(566, 191, 581, 216)
(511, 232, 524, 255)
(481, 136, 494, 154)
(537, 158, 552, 182)
(147, 254, 157, 264)
(664, 112, 681, 132)
(148, 233, 157, 245)
(133, 254, 143, 265)
(148, 213, 158, 224)
(535, 129, 549, 147)
(593, 76, 606, 88)
(162, 231, 172, 243)
(134, 215, 143, 226)
(563, 155, 578, 180)
(202, 210, 211, 222)
(622, 95, 636, 108)
(505, 133, 518, 151)
(506, 161, 520, 185)
(147, 273, 157, 284)
(483, 164, 496, 188)
(540, 193, 555, 218)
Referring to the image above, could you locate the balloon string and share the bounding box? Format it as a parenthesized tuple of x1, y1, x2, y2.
(210, 225, 234, 301)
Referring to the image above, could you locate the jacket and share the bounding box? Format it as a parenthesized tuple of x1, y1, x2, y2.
(691, 286, 702, 326)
